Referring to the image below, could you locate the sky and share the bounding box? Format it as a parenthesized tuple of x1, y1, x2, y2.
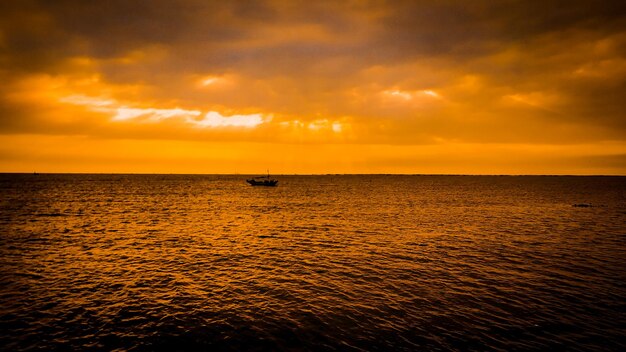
(1, 0, 625, 174)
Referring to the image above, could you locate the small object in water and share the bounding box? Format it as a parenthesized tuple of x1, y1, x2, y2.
(246, 178, 278, 186)
(573, 203, 592, 208)
(246, 170, 278, 187)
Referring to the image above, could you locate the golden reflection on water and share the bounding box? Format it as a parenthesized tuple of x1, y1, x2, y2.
(1, 174, 625, 351)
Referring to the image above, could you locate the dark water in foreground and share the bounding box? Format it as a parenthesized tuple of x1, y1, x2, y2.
(1, 174, 625, 351)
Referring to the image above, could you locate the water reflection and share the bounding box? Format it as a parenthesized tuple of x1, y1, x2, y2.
(0, 174, 625, 351)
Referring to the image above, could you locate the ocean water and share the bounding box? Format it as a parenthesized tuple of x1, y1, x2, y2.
(1, 174, 625, 351)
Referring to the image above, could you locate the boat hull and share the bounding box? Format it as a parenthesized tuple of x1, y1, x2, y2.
(246, 179, 278, 186)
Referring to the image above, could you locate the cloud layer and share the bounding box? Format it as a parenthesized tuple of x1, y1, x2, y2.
(1, 0, 625, 173)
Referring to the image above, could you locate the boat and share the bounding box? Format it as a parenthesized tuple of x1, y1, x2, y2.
(246, 171, 278, 186)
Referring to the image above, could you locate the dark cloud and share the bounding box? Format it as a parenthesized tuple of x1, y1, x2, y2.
(3, 1, 625, 66)
(1, 0, 625, 146)
(574, 153, 626, 169)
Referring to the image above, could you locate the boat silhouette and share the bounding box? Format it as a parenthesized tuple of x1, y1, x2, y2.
(246, 171, 278, 186)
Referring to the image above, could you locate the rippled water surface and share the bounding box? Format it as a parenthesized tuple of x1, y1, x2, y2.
(1, 174, 625, 351)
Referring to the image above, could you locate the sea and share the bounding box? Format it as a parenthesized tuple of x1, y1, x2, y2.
(1, 174, 625, 351)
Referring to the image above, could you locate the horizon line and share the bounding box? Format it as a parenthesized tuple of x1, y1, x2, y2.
(2, 172, 624, 177)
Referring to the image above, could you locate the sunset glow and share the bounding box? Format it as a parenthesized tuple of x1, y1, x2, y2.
(1, 1, 625, 174)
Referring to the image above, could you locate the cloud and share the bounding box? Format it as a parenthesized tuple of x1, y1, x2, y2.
(1, 1, 625, 173)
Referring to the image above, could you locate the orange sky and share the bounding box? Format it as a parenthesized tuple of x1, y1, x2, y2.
(1, 1, 625, 174)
